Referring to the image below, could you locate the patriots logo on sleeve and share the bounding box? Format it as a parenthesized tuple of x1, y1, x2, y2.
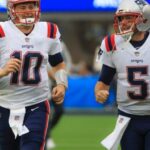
(97, 48, 103, 59)
(98, 48, 103, 55)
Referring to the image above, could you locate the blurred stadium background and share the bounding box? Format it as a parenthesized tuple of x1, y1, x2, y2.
(1, 0, 150, 149)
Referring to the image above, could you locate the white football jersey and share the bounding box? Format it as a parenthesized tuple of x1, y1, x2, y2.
(0, 20, 62, 109)
(101, 33, 150, 115)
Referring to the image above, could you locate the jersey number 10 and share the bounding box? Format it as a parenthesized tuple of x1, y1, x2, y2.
(10, 51, 43, 85)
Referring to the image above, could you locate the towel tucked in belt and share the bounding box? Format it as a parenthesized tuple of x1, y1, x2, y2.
(8, 107, 29, 138)
(101, 115, 131, 150)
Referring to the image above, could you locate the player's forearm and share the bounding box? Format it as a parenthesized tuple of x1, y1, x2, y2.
(47, 69, 55, 81)
(52, 62, 68, 88)
(52, 62, 66, 73)
(0, 68, 7, 78)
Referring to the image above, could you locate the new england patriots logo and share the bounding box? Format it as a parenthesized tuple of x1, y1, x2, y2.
(135, 0, 147, 7)
(98, 48, 103, 59)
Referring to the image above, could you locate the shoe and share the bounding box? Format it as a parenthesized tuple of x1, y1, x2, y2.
(46, 138, 56, 149)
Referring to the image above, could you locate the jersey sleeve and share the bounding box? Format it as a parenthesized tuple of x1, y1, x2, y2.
(47, 22, 62, 55)
(0, 22, 5, 38)
(100, 34, 116, 68)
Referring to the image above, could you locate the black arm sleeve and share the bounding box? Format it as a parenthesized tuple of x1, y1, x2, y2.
(99, 64, 116, 85)
(48, 52, 63, 67)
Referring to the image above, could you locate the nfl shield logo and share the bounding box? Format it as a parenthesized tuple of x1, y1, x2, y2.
(25, 38, 30, 42)
(14, 115, 20, 120)
(119, 117, 124, 123)
(134, 51, 140, 57)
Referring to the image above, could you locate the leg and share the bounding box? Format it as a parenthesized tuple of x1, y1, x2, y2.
(20, 100, 50, 150)
(145, 131, 150, 150)
(45, 100, 64, 150)
(21, 141, 41, 150)
(0, 106, 19, 150)
(49, 100, 64, 131)
(121, 120, 144, 150)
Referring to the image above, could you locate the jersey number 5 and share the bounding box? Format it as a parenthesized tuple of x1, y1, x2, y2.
(10, 51, 43, 85)
(127, 66, 148, 100)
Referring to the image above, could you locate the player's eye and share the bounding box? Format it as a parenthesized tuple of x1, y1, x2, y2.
(18, 5, 26, 10)
(28, 4, 36, 10)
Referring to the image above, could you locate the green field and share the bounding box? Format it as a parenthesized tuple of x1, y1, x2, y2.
(48, 114, 117, 150)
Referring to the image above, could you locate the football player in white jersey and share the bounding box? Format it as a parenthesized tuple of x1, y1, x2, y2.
(95, 0, 150, 149)
(0, 0, 68, 150)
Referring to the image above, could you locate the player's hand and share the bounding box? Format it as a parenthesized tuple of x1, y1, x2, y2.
(0, 58, 21, 77)
(95, 90, 109, 103)
(52, 84, 66, 104)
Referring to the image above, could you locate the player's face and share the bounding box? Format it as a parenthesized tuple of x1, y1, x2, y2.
(15, 2, 36, 19)
(117, 15, 137, 33)
(14, 2, 37, 20)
